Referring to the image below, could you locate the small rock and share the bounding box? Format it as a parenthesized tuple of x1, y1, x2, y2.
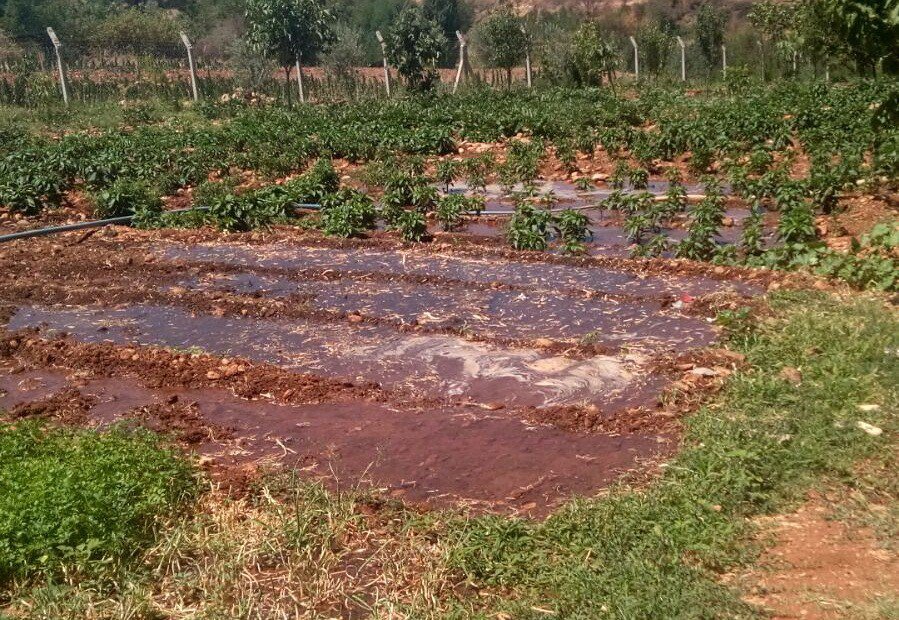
(721, 216, 735, 227)
(481, 402, 505, 411)
(347, 313, 364, 323)
(858, 404, 881, 412)
(533, 337, 554, 349)
(166, 394, 179, 405)
(856, 421, 883, 437)
(206, 370, 221, 380)
(690, 367, 718, 377)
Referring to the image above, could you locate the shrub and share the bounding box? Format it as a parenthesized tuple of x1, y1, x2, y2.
(554, 208, 591, 255)
(319, 189, 377, 237)
(0, 422, 197, 582)
(507, 203, 553, 251)
(92, 179, 162, 220)
(436, 193, 483, 231)
(394, 209, 428, 242)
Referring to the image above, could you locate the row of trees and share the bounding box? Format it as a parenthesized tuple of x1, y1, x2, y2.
(1, 0, 895, 88)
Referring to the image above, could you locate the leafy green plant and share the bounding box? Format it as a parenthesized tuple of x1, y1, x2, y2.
(385, 5, 445, 91)
(0, 422, 197, 582)
(92, 179, 162, 220)
(435, 159, 460, 193)
(554, 208, 591, 255)
(394, 209, 428, 242)
(677, 178, 726, 261)
(501, 139, 544, 187)
(436, 193, 483, 231)
(629, 167, 649, 190)
(319, 189, 377, 237)
(507, 203, 553, 251)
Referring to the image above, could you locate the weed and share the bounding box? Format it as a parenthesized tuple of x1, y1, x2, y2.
(0, 422, 197, 583)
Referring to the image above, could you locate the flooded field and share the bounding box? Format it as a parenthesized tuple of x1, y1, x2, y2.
(0, 231, 766, 513)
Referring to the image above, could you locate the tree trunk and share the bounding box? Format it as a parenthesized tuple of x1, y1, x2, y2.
(283, 66, 292, 106)
(506, 68, 512, 88)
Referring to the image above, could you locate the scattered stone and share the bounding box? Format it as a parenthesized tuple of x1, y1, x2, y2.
(690, 367, 718, 377)
(856, 421, 883, 437)
(857, 404, 880, 412)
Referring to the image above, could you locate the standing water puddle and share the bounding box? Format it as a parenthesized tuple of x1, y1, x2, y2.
(9, 304, 659, 408)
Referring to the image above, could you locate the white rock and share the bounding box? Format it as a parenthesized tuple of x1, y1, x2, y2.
(857, 404, 881, 412)
(856, 421, 883, 437)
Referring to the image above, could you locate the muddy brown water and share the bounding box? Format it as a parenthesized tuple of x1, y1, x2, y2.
(155, 241, 761, 298)
(171, 271, 718, 349)
(9, 304, 660, 409)
(0, 370, 668, 513)
(0, 237, 762, 513)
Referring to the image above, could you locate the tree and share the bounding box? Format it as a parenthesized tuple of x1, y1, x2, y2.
(472, 6, 527, 86)
(637, 21, 674, 76)
(570, 21, 617, 86)
(695, 2, 726, 68)
(807, 0, 899, 75)
(384, 5, 444, 92)
(245, 0, 335, 104)
(422, 0, 473, 67)
(92, 7, 183, 57)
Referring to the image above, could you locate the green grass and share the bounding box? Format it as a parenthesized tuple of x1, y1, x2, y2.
(444, 291, 898, 618)
(0, 422, 198, 583)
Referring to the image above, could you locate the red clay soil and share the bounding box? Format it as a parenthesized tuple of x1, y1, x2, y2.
(742, 496, 899, 619)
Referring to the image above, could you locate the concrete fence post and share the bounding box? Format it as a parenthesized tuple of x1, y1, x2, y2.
(46, 27, 68, 105)
(629, 36, 639, 81)
(376, 31, 391, 98)
(179, 32, 199, 102)
(676, 36, 686, 82)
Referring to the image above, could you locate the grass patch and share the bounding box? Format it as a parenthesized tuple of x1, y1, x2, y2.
(445, 291, 897, 618)
(0, 422, 197, 584)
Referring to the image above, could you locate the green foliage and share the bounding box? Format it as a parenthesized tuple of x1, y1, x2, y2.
(0, 422, 197, 582)
(435, 159, 460, 192)
(567, 21, 617, 86)
(422, 0, 473, 67)
(740, 202, 766, 256)
(677, 178, 726, 260)
(695, 2, 726, 68)
(752, 222, 899, 291)
(553, 208, 591, 254)
(436, 193, 482, 231)
(319, 188, 376, 237)
(637, 22, 674, 76)
(394, 208, 428, 242)
(500, 139, 543, 186)
(245, 0, 335, 103)
(506, 203, 552, 250)
(92, 178, 162, 219)
(809, 0, 899, 75)
(472, 6, 527, 83)
(385, 6, 445, 91)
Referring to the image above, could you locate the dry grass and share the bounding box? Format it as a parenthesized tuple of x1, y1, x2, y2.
(4, 479, 466, 620)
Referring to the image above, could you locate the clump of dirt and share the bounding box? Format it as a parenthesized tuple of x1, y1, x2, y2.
(129, 396, 235, 445)
(6, 387, 95, 424)
(0, 331, 388, 407)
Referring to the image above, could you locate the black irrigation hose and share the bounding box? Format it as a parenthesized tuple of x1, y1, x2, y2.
(0, 204, 319, 245)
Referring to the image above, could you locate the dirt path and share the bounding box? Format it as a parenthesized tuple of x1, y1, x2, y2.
(743, 497, 899, 619)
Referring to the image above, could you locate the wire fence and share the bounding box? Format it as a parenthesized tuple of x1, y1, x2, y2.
(0, 28, 825, 108)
